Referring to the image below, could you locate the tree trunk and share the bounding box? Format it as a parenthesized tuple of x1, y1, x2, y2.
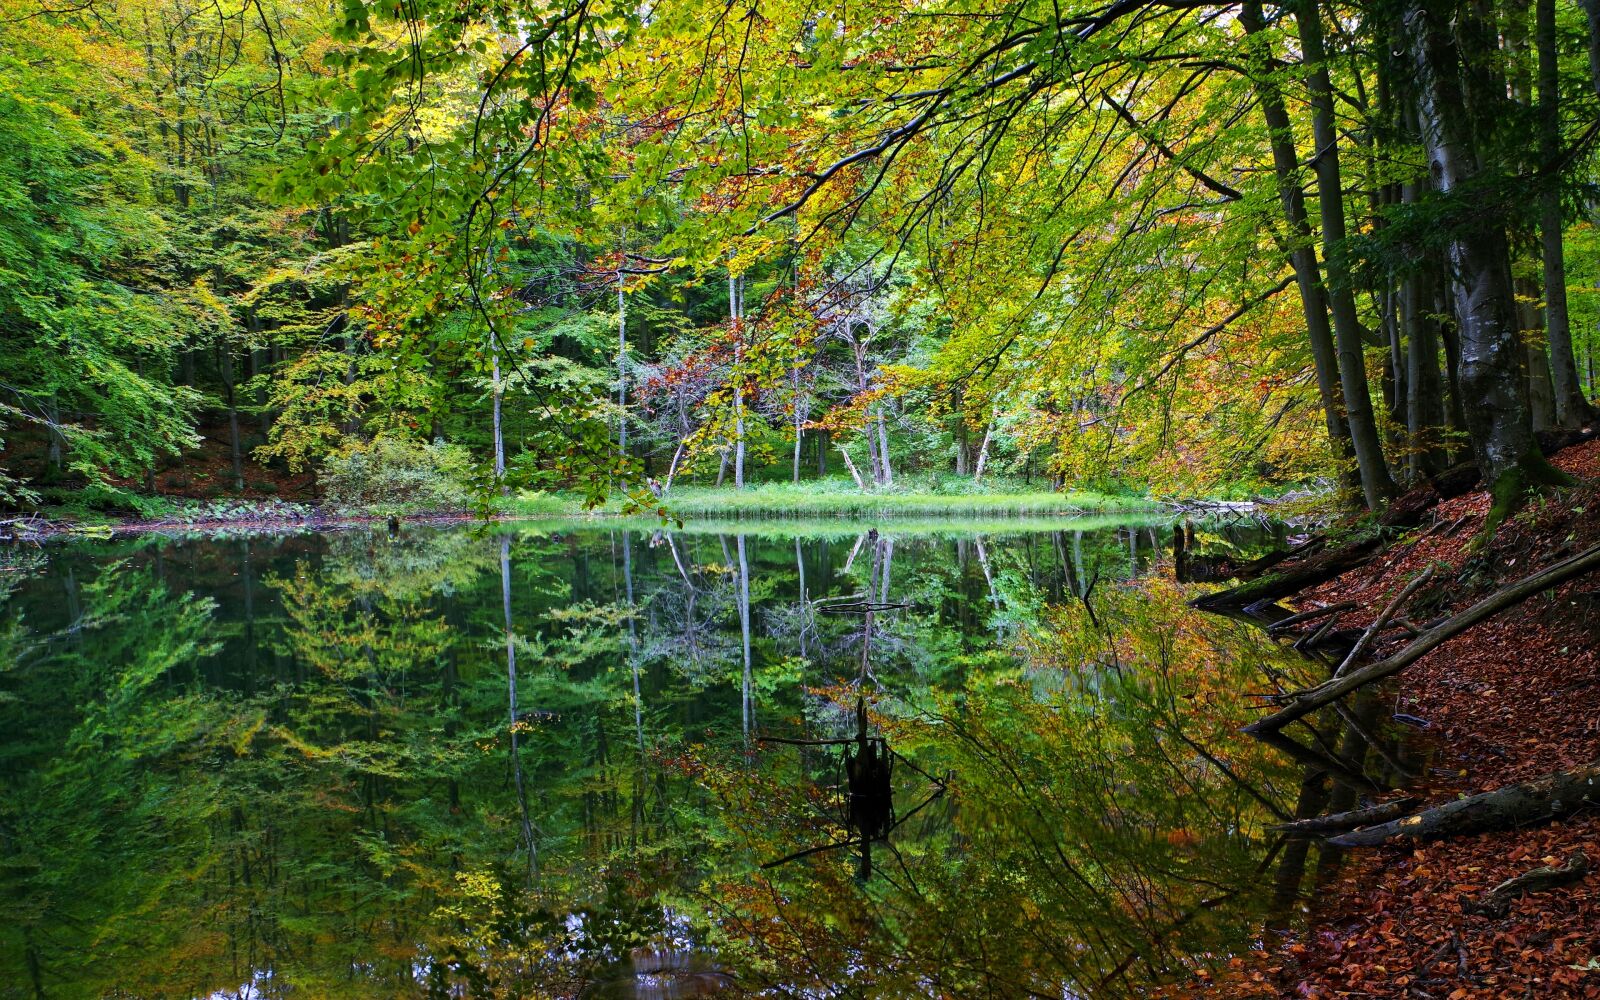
(1407, 0, 1537, 489)
(491, 340, 505, 486)
(1577, 0, 1600, 98)
(220, 347, 244, 492)
(876, 410, 893, 486)
(1403, 263, 1447, 477)
(618, 264, 629, 459)
(836, 444, 866, 490)
(1241, 3, 1362, 499)
(1538, 0, 1594, 426)
(974, 422, 993, 483)
(729, 275, 746, 490)
(1294, 0, 1397, 507)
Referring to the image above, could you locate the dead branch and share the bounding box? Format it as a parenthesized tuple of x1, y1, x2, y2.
(1334, 565, 1436, 678)
(1269, 796, 1423, 835)
(1464, 851, 1590, 917)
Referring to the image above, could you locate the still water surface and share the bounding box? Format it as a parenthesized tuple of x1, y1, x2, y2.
(0, 516, 1420, 999)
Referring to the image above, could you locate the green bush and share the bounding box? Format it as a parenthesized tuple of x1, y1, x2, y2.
(319, 436, 474, 509)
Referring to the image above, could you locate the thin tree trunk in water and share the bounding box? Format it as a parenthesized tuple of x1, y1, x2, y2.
(1294, 0, 1396, 507)
(1407, 0, 1537, 488)
(502, 537, 537, 877)
(624, 533, 642, 753)
(1538, 0, 1594, 425)
(1241, 2, 1360, 496)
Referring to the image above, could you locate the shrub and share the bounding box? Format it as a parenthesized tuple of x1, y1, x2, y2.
(319, 436, 474, 509)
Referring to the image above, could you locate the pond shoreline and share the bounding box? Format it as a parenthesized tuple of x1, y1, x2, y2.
(1194, 435, 1600, 998)
(3, 486, 1321, 543)
(4, 499, 1172, 541)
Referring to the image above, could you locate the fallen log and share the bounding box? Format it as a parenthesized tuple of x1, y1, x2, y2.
(1245, 542, 1600, 733)
(1269, 796, 1423, 835)
(1326, 763, 1600, 848)
(1192, 532, 1384, 610)
(1464, 851, 1590, 917)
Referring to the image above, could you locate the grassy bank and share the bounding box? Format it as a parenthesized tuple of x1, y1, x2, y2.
(12, 474, 1166, 539)
(504, 474, 1159, 519)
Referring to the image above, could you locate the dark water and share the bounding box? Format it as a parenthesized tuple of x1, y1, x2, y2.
(0, 516, 1421, 999)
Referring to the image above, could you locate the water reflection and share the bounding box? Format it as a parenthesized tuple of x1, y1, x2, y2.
(0, 516, 1416, 998)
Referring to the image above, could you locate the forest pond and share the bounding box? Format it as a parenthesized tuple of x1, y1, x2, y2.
(0, 516, 1425, 999)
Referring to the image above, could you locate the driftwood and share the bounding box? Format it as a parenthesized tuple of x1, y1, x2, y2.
(1269, 796, 1423, 835)
(1246, 542, 1600, 733)
(1334, 565, 1436, 677)
(1326, 762, 1600, 848)
(1464, 851, 1591, 918)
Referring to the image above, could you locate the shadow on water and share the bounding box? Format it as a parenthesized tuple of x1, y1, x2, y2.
(0, 515, 1423, 998)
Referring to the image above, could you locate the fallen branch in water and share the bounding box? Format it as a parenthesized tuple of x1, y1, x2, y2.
(1326, 762, 1600, 848)
(1464, 851, 1591, 917)
(1266, 600, 1356, 635)
(1269, 796, 1422, 835)
(1245, 542, 1600, 733)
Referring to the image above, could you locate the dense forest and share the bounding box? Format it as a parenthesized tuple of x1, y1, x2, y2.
(7, 0, 1600, 996)
(3, 0, 1599, 515)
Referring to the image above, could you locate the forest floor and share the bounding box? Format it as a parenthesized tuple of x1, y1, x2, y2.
(1191, 436, 1600, 999)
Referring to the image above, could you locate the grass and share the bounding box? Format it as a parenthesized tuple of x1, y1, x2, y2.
(499, 473, 1161, 520)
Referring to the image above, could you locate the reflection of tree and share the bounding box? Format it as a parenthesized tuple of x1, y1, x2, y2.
(1, 519, 1353, 999)
(693, 551, 1344, 998)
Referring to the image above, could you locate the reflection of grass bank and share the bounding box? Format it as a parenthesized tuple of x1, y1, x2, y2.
(505, 474, 1160, 519)
(502, 512, 1173, 541)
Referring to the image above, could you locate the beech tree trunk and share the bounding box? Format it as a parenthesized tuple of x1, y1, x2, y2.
(1538, 0, 1594, 426)
(1294, 0, 1397, 507)
(1241, 3, 1363, 500)
(1406, 0, 1536, 488)
(1403, 263, 1447, 477)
